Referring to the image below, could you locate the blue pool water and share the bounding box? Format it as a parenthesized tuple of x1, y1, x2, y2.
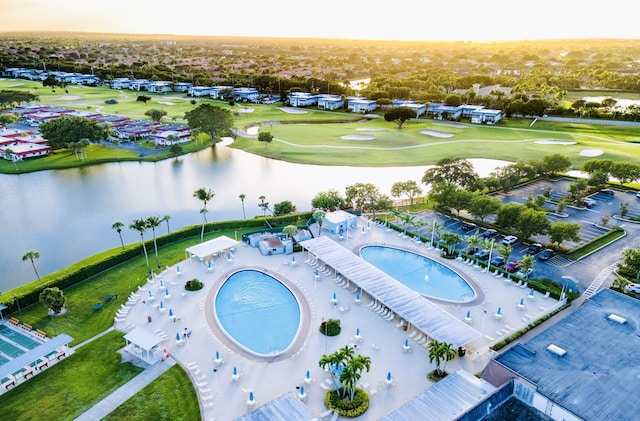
(215, 270, 301, 356)
(360, 246, 476, 302)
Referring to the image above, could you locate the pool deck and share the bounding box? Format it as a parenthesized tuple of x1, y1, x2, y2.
(114, 217, 560, 420)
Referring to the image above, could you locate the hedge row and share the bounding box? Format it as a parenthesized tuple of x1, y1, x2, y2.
(1, 212, 312, 312)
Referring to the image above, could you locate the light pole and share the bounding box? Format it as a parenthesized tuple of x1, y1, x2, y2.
(322, 317, 327, 350)
(14, 295, 22, 322)
(481, 310, 487, 336)
(484, 240, 495, 273)
(50, 313, 57, 335)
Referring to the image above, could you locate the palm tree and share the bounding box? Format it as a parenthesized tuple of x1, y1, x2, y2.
(428, 220, 443, 247)
(162, 215, 171, 234)
(258, 195, 270, 216)
(465, 232, 484, 256)
(146, 216, 162, 268)
(282, 225, 298, 241)
(519, 254, 535, 279)
(112, 221, 125, 250)
(428, 339, 444, 375)
(340, 354, 371, 401)
(497, 244, 512, 264)
(440, 232, 462, 256)
(239, 194, 247, 219)
(22, 250, 41, 281)
(439, 342, 457, 376)
(129, 218, 151, 274)
(312, 209, 326, 236)
(193, 187, 214, 242)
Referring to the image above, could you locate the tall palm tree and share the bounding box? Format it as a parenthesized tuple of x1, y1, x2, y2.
(497, 244, 512, 264)
(312, 210, 326, 237)
(340, 354, 371, 401)
(465, 232, 484, 255)
(129, 218, 151, 274)
(22, 250, 41, 281)
(162, 215, 171, 234)
(112, 221, 125, 250)
(193, 187, 214, 242)
(258, 195, 270, 216)
(520, 254, 535, 279)
(282, 225, 298, 241)
(239, 194, 246, 219)
(439, 342, 457, 376)
(146, 215, 162, 268)
(428, 339, 443, 375)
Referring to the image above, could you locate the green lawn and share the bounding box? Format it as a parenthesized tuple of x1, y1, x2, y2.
(102, 364, 199, 421)
(0, 330, 143, 421)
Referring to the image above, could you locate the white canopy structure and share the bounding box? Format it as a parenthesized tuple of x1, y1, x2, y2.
(299, 236, 480, 348)
(123, 327, 162, 364)
(233, 392, 316, 421)
(185, 235, 240, 261)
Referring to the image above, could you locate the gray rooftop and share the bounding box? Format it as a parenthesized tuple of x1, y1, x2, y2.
(300, 236, 480, 348)
(0, 332, 73, 379)
(233, 392, 316, 421)
(489, 289, 640, 421)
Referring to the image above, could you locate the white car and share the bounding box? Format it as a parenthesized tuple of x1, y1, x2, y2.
(625, 283, 640, 294)
(502, 235, 518, 246)
(636, 191, 640, 199)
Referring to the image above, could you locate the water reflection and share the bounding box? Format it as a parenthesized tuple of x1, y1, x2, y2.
(0, 142, 509, 289)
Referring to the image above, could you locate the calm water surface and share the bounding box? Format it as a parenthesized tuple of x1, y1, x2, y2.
(0, 140, 508, 290)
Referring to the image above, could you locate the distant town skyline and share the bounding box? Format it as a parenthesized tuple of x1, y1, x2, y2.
(1, 0, 639, 42)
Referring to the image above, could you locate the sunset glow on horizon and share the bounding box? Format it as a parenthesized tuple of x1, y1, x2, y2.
(1, 0, 639, 42)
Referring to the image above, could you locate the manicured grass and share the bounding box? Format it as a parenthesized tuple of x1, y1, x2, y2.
(8, 229, 256, 346)
(567, 227, 627, 260)
(102, 364, 199, 421)
(0, 330, 143, 421)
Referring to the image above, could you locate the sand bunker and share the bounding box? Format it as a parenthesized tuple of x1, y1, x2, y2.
(60, 95, 82, 100)
(434, 122, 466, 129)
(534, 140, 577, 145)
(363, 113, 382, 118)
(235, 107, 255, 113)
(341, 134, 375, 141)
(356, 128, 386, 131)
(246, 126, 259, 135)
(419, 129, 454, 138)
(579, 148, 604, 157)
(278, 107, 308, 114)
(158, 101, 176, 106)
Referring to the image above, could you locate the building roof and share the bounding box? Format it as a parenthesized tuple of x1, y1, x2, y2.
(299, 236, 480, 348)
(185, 235, 240, 259)
(323, 210, 357, 225)
(485, 289, 640, 421)
(124, 327, 160, 350)
(379, 370, 497, 421)
(0, 333, 73, 379)
(233, 392, 316, 421)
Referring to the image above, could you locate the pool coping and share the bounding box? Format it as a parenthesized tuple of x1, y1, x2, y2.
(354, 243, 485, 307)
(204, 266, 312, 362)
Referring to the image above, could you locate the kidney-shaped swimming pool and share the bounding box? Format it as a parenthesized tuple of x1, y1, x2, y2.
(214, 270, 301, 357)
(360, 245, 477, 303)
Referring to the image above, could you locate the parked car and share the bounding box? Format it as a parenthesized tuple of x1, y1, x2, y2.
(461, 222, 477, 231)
(503, 261, 521, 272)
(636, 192, 640, 199)
(559, 276, 581, 293)
(601, 189, 615, 196)
(473, 249, 491, 261)
(502, 235, 518, 246)
(481, 229, 498, 239)
(537, 249, 554, 261)
(526, 243, 543, 255)
(515, 267, 533, 278)
(583, 197, 597, 208)
(625, 283, 640, 294)
(490, 256, 505, 266)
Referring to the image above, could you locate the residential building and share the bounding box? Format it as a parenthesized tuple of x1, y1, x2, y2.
(347, 98, 377, 113)
(316, 94, 344, 110)
(470, 108, 502, 124)
(288, 92, 317, 107)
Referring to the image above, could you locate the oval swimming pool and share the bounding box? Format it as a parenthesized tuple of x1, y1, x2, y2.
(215, 270, 301, 357)
(360, 245, 476, 303)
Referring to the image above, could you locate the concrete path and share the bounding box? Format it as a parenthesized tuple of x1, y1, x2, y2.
(71, 326, 115, 351)
(74, 358, 176, 421)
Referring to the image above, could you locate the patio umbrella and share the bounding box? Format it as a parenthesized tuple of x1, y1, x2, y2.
(165, 288, 170, 297)
(148, 290, 153, 298)
(528, 288, 535, 297)
(215, 351, 220, 360)
(168, 309, 174, 318)
(362, 226, 366, 233)
(496, 307, 502, 315)
(356, 291, 361, 301)
(159, 279, 164, 287)
(176, 332, 181, 341)
(314, 269, 319, 278)
(227, 252, 232, 260)
(208, 260, 212, 269)
(248, 391, 255, 404)
(387, 372, 392, 381)
(159, 301, 164, 310)
(519, 298, 525, 306)
(356, 328, 360, 336)
(305, 370, 310, 380)
(299, 385, 305, 396)
(466, 310, 471, 319)
(233, 366, 238, 375)
(404, 339, 410, 348)
(291, 255, 296, 263)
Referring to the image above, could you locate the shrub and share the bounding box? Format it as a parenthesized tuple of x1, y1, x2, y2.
(324, 387, 370, 417)
(184, 279, 203, 291)
(319, 318, 341, 336)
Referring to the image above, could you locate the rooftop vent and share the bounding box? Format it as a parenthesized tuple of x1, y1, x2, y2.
(608, 314, 627, 324)
(546, 344, 567, 357)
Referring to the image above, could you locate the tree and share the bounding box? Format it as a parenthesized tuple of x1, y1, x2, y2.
(496, 203, 523, 231)
(136, 95, 151, 104)
(497, 244, 512, 263)
(273, 200, 296, 216)
(169, 142, 183, 155)
(542, 153, 572, 176)
(22, 250, 41, 281)
(440, 232, 462, 255)
(184, 104, 234, 143)
(162, 215, 171, 234)
(311, 190, 344, 211)
(428, 340, 457, 377)
(0, 113, 18, 125)
(258, 195, 270, 216)
(422, 158, 479, 190)
(345, 183, 378, 212)
(340, 354, 371, 401)
(144, 108, 167, 122)
(146, 216, 162, 268)
(112, 221, 125, 250)
(610, 162, 640, 186)
(468, 195, 502, 222)
(0, 90, 38, 108)
(319, 345, 370, 401)
(129, 219, 151, 274)
(390, 180, 423, 206)
(621, 248, 640, 278)
(465, 232, 484, 255)
(568, 179, 588, 200)
(193, 187, 214, 242)
(548, 222, 581, 247)
(239, 194, 247, 219)
(519, 254, 535, 279)
(516, 208, 550, 240)
(312, 209, 326, 236)
(384, 106, 417, 129)
(282, 224, 298, 240)
(39, 287, 66, 314)
(582, 159, 613, 176)
(620, 201, 630, 219)
(40, 116, 110, 149)
(258, 131, 273, 148)
(448, 188, 473, 216)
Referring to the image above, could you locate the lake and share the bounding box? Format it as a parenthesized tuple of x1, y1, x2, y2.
(0, 139, 508, 290)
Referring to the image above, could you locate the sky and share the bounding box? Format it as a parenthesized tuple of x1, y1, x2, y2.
(1, 0, 639, 42)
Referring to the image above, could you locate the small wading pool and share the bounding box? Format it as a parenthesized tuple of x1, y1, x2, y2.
(360, 245, 477, 303)
(214, 270, 301, 357)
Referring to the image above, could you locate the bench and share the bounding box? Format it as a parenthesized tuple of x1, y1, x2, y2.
(91, 303, 103, 312)
(9, 317, 19, 325)
(102, 294, 116, 303)
(35, 329, 47, 339)
(21, 323, 32, 331)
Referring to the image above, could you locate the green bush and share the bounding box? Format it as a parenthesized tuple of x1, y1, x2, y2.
(324, 387, 370, 418)
(184, 279, 203, 291)
(319, 319, 341, 336)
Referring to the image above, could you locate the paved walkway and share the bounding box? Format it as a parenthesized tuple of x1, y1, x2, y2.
(74, 358, 177, 421)
(71, 326, 114, 351)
